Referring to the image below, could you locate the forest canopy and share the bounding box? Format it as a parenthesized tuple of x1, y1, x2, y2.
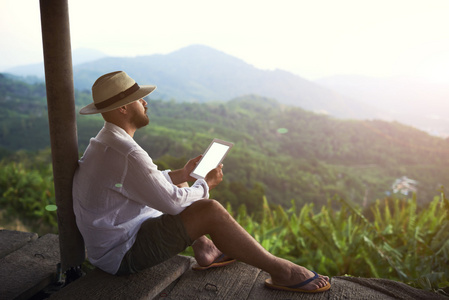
(1, 73, 449, 211)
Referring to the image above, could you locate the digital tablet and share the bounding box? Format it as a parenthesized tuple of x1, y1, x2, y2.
(190, 138, 234, 180)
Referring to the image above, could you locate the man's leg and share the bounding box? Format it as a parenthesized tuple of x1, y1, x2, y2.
(191, 235, 226, 266)
(180, 199, 329, 290)
(176, 182, 233, 267)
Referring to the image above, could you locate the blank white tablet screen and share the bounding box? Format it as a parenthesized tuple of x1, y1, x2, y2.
(193, 142, 230, 178)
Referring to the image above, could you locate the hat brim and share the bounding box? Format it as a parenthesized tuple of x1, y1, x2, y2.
(79, 85, 156, 115)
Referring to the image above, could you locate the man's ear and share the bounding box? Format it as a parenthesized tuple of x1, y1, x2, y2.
(118, 105, 127, 114)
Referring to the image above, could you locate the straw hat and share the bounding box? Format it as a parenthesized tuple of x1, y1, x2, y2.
(79, 71, 156, 115)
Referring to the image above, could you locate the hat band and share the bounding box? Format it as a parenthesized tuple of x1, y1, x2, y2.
(94, 83, 140, 109)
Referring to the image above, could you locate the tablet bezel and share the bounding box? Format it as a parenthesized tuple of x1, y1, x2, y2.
(190, 138, 234, 180)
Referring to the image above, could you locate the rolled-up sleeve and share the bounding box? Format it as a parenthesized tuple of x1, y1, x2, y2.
(123, 149, 209, 215)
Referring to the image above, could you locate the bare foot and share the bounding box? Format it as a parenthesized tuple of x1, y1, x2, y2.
(270, 260, 330, 291)
(192, 236, 225, 267)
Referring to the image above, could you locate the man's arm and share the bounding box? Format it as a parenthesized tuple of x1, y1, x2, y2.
(168, 155, 223, 190)
(125, 151, 210, 214)
(124, 150, 223, 214)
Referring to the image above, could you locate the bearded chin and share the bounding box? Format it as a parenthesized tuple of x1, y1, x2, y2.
(134, 114, 149, 129)
(141, 116, 150, 128)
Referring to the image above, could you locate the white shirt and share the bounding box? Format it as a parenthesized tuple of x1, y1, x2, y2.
(73, 122, 209, 274)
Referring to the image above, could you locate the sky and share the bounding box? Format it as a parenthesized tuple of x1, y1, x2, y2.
(1, 0, 449, 82)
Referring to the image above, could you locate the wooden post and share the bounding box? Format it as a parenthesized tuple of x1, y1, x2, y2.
(39, 0, 85, 273)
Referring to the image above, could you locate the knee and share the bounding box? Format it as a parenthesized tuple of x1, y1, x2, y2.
(180, 199, 231, 240)
(195, 199, 227, 215)
(184, 199, 229, 222)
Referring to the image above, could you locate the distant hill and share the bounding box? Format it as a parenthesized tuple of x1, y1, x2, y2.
(316, 75, 449, 137)
(5, 45, 382, 120)
(71, 45, 382, 119)
(6, 44, 448, 136)
(5, 48, 108, 78)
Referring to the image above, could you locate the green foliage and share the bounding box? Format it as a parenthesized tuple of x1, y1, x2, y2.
(0, 73, 50, 153)
(0, 150, 57, 234)
(230, 193, 449, 295)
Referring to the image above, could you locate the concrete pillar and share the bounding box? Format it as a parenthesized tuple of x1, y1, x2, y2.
(39, 0, 85, 272)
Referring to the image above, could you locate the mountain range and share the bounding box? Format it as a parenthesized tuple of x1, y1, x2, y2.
(5, 44, 449, 137)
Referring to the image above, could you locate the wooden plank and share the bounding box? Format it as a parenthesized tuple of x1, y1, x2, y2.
(0, 233, 60, 300)
(329, 276, 446, 300)
(0, 230, 38, 259)
(50, 255, 194, 300)
(156, 261, 261, 299)
(327, 277, 396, 300)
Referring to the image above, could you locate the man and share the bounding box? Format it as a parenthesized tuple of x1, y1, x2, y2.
(73, 71, 331, 293)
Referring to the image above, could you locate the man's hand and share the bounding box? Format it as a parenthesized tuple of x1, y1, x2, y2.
(182, 155, 203, 182)
(205, 164, 223, 190)
(168, 155, 202, 185)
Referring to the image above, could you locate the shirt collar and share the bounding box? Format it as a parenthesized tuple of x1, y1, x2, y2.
(103, 122, 130, 137)
(98, 121, 137, 145)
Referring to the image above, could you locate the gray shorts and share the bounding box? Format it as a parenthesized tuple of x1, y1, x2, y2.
(116, 214, 193, 275)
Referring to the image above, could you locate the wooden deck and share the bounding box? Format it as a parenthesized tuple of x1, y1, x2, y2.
(1, 230, 446, 300)
(0, 230, 59, 300)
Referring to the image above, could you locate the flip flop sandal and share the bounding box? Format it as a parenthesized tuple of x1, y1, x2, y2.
(265, 271, 331, 293)
(192, 254, 237, 271)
